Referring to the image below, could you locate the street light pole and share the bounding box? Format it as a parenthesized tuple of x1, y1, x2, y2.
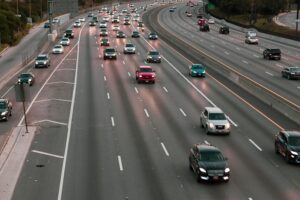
(296, 0, 300, 32)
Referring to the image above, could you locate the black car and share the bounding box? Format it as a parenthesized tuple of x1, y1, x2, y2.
(132, 31, 140, 38)
(44, 22, 51, 28)
(200, 24, 210, 32)
(263, 48, 281, 60)
(64, 29, 74, 38)
(18, 72, 35, 86)
(189, 143, 230, 182)
(275, 131, 300, 164)
(103, 48, 117, 60)
(148, 32, 158, 40)
(219, 26, 229, 34)
(116, 31, 126, 38)
(146, 50, 161, 63)
(35, 54, 50, 68)
(281, 67, 300, 80)
(89, 20, 97, 26)
(0, 99, 12, 121)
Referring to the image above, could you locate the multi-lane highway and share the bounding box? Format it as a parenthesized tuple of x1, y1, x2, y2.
(1, 1, 299, 200)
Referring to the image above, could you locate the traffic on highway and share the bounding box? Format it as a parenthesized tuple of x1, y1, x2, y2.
(0, 0, 299, 200)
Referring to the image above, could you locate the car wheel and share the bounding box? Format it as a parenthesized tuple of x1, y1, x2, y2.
(275, 144, 279, 154)
(196, 174, 201, 183)
(285, 154, 291, 163)
(152, 80, 155, 84)
(287, 75, 291, 80)
(205, 126, 209, 135)
(200, 119, 204, 128)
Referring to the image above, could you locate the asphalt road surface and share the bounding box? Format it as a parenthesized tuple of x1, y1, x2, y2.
(7, 2, 300, 200)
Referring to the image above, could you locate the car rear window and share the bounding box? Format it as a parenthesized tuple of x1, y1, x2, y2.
(208, 113, 226, 120)
(270, 49, 281, 53)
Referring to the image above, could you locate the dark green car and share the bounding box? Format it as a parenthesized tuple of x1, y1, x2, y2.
(18, 72, 35, 86)
(0, 99, 12, 121)
(189, 64, 206, 77)
(132, 31, 140, 38)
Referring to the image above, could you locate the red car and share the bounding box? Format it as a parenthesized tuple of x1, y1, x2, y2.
(136, 66, 156, 84)
(198, 18, 206, 26)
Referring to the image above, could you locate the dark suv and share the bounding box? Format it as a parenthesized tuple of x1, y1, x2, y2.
(35, 54, 50, 68)
(275, 130, 300, 164)
(219, 26, 229, 34)
(189, 143, 230, 182)
(263, 48, 281, 60)
(0, 99, 12, 121)
(103, 48, 117, 60)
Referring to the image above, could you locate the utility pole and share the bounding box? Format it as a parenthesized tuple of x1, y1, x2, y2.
(48, 0, 54, 33)
(296, 0, 300, 32)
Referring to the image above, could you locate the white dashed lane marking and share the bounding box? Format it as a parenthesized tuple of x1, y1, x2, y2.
(249, 139, 262, 151)
(128, 72, 131, 77)
(118, 155, 124, 171)
(161, 143, 170, 157)
(144, 109, 150, 118)
(179, 108, 187, 117)
(134, 87, 139, 94)
(242, 60, 249, 64)
(265, 72, 274, 76)
(107, 92, 110, 99)
(163, 86, 168, 93)
(111, 116, 115, 127)
(104, 76, 107, 81)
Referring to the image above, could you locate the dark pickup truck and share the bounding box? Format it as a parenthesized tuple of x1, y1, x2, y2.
(263, 48, 281, 60)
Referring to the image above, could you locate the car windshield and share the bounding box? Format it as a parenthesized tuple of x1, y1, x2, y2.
(288, 136, 300, 146)
(62, 38, 68, 41)
(126, 44, 134, 47)
(102, 39, 108, 42)
(20, 73, 31, 78)
(66, 30, 72, 33)
(105, 49, 115, 53)
(208, 113, 226, 120)
(290, 68, 300, 72)
(140, 68, 153, 72)
(54, 45, 62, 48)
(133, 31, 139, 34)
(150, 33, 157, 36)
(0, 102, 7, 109)
(149, 51, 159, 55)
(37, 55, 47, 60)
(200, 151, 224, 162)
(192, 64, 204, 69)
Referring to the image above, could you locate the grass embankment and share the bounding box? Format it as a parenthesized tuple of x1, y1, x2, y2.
(210, 8, 300, 41)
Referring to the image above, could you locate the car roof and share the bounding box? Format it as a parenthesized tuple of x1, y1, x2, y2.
(139, 65, 152, 69)
(205, 107, 223, 113)
(196, 143, 220, 152)
(105, 47, 115, 50)
(38, 54, 48, 57)
(281, 130, 300, 137)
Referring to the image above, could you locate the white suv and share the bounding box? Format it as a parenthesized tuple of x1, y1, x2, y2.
(200, 107, 230, 135)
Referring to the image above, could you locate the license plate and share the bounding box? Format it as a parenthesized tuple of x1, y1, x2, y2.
(213, 176, 219, 180)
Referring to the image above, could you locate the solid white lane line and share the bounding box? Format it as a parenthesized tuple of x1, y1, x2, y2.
(32, 150, 64, 159)
(144, 109, 149, 118)
(179, 108, 187, 117)
(265, 72, 274, 76)
(47, 81, 74, 85)
(107, 92, 110, 99)
(297, 86, 300, 89)
(58, 25, 85, 200)
(104, 76, 107, 81)
(163, 86, 168, 93)
(128, 72, 131, 77)
(34, 99, 72, 103)
(253, 54, 259, 58)
(118, 155, 124, 171)
(161, 143, 170, 157)
(242, 60, 249, 64)
(1, 85, 14, 98)
(226, 115, 238, 127)
(111, 117, 115, 127)
(31, 120, 68, 126)
(249, 139, 262, 151)
(134, 87, 139, 94)
(224, 51, 229, 55)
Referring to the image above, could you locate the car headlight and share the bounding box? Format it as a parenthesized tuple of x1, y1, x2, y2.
(290, 151, 298, 155)
(35, 61, 38, 64)
(199, 168, 206, 173)
(139, 75, 142, 78)
(225, 122, 230, 129)
(18, 79, 21, 82)
(209, 122, 214, 129)
(43, 61, 47, 64)
(28, 78, 32, 82)
(192, 70, 197, 73)
(152, 74, 155, 78)
(158, 56, 161, 59)
(147, 56, 151, 59)
(202, 70, 206, 73)
(1, 111, 8, 116)
(224, 168, 230, 173)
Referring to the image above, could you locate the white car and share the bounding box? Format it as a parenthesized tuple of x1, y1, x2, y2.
(99, 21, 107, 28)
(112, 25, 120, 31)
(123, 43, 136, 54)
(102, 16, 109, 22)
(60, 37, 70, 46)
(52, 18, 60, 24)
(73, 21, 81, 27)
(245, 36, 259, 44)
(52, 44, 64, 54)
(208, 18, 215, 24)
(186, 12, 192, 17)
(200, 107, 230, 135)
(246, 30, 257, 37)
(79, 17, 85, 22)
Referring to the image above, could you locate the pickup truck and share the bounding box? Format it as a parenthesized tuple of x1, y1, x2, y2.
(136, 66, 156, 84)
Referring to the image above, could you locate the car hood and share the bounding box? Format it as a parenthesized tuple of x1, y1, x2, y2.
(0, 108, 8, 112)
(208, 119, 229, 125)
(199, 161, 226, 170)
(149, 55, 160, 58)
(139, 72, 154, 75)
(105, 52, 116, 55)
(290, 146, 300, 152)
(191, 68, 205, 73)
(19, 77, 30, 80)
